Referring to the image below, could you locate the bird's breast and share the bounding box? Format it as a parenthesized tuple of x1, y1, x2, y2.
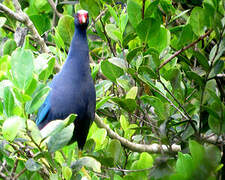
(49, 74, 95, 119)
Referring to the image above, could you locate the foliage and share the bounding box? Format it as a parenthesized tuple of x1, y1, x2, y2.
(0, 0, 224, 179)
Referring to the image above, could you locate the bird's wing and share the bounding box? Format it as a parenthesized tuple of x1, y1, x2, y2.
(36, 94, 51, 125)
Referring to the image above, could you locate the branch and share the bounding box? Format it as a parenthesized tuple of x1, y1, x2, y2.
(158, 30, 212, 70)
(142, 0, 146, 19)
(0, 1, 49, 53)
(47, 0, 62, 18)
(158, 78, 197, 133)
(13, 0, 49, 53)
(0, 3, 24, 22)
(94, 114, 181, 153)
(100, 18, 117, 57)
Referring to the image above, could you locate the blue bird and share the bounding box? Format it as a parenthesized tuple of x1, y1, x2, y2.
(36, 10, 96, 150)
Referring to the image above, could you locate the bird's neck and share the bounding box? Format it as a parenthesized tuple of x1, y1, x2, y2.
(62, 27, 90, 77)
(69, 28, 88, 54)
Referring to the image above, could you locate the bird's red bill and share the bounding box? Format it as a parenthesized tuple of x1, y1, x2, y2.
(78, 10, 88, 24)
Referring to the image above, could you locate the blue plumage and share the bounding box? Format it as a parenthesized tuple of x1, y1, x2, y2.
(36, 10, 96, 149)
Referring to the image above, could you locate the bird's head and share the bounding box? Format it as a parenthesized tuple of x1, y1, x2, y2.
(75, 10, 89, 29)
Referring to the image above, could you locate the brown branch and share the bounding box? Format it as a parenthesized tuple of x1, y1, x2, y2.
(100, 18, 117, 56)
(142, 0, 146, 19)
(2, 24, 56, 47)
(0, 1, 49, 53)
(158, 30, 212, 70)
(13, 0, 49, 53)
(88, 8, 108, 31)
(47, 0, 62, 18)
(94, 114, 181, 153)
(13, 168, 26, 180)
(0, 3, 24, 22)
(158, 78, 197, 133)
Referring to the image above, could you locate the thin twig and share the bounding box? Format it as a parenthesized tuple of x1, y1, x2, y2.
(158, 78, 197, 133)
(11, 159, 18, 178)
(47, 0, 62, 18)
(158, 30, 212, 70)
(13, 168, 26, 180)
(100, 18, 117, 56)
(142, 0, 146, 19)
(88, 8, 108, 30)
(106, 166, 151, 172)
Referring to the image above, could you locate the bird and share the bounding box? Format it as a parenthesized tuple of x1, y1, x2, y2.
(36, 10, 96, 151)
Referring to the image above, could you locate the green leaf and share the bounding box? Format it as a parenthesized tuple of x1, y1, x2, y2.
(0, 17, 6, 28)
(193, 51, 210, 71)
(3, 39, 17, 55)
(105, 24, 122, 42)
(91, 128, 107, 150)
(11, 48, 34, 90)
(189, 7, 206, 36)
(127, 0, 142, 28)
(148, 26, 170, 53)
(96, 96, 111, 110)
(176, 152, 193, 178)
(106, 139, 121, 165)
(3, 87, 14, 117)
(27, 120, 42, 145)
(53, 28, 65, 50)
(163, 68, 181, 90)
(205, 144, 221, 169)
(125, 124, 137, 140)
(209, 38, 225, 63)
(101, 60, 124, 83)
(13, 87, 32, 103)
(0, 55, 9, 81)
(47, 123, 74, 153)
(29, 14, 51, 35)
(117, 79, 131, 91)
(126, 86, 138, 99)
(186, 71, 204, 87)
(106, 4, 119, 25)
(145, 0, 160, 18)
(56, 15, 74, 46)
(136, 18, 160, 44)
(138, 66, 158, 80)
(71, 156, 101, 173)
(80, 0, 100, 18)
(141, 95, 167, 120)
(120, 13, 128, 33)
(189, 140, 205, 165)
(111, 98, 137, 113)
(130, 152, 153, 179)
(25, 158, 42, 171)
(62, 166, 72, 180)
(0, 101, 3, 115)
(122, 33, 137, 47)
(126, 46, 143, 63)
(108, 57, 127, 69)
(26, 86, 50, 114)
(64, 114, 77, 127)
(120, 115, 129, 131)
(95, 80, 112, 97)
(2, 116, 25, 141)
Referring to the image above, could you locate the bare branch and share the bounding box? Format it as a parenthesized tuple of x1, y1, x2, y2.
(12, 0, 49, 53)
(47, 0, 62, 18)
(0, 3, 24, 22)
(0, 1, 49, 53)
(94, 114, 181, 153)
(158, 30, 212, 70)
